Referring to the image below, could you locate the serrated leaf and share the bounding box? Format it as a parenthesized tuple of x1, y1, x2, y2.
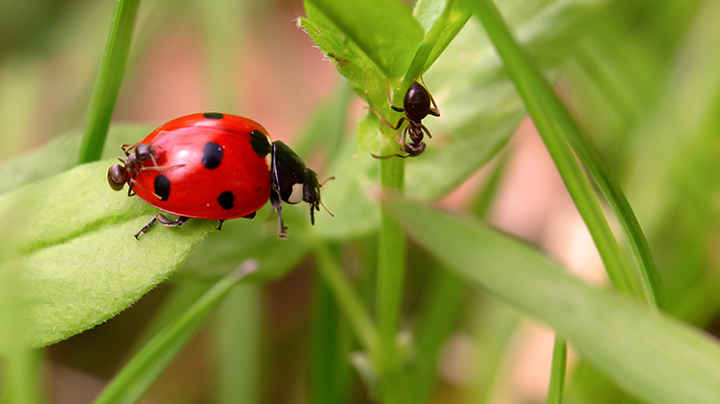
(305, 0, 423, 80)
(385, 197, 720, 404)
(303, 0, 608, 201)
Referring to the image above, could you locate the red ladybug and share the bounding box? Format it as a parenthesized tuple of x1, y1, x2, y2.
(107, 112, 332, 239)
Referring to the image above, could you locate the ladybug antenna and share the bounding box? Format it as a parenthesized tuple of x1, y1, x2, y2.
(320, 200, 334, 218)
(318, 175, 335, 217)
(320, 176, 335, 187)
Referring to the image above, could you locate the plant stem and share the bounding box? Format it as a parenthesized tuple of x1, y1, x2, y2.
(376, 156, 406, 404)
(77, 0, 140, 165)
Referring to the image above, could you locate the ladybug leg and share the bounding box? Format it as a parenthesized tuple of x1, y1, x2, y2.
(216, 220, 224, 230)
(135, 216, 157, 239)
(155, 214, 189, 228)
(242, 212, 257, 219)
(134, 214, 190, 239)
(270, 190, 288, 239)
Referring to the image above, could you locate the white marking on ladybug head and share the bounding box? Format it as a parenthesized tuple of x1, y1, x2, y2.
(265, 154, 272, 169)
(288, 183, 304, 204)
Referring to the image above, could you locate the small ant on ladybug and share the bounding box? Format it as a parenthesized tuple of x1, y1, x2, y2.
(370, 78, 440, 159)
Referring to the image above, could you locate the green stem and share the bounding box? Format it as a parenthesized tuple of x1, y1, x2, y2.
(77, 0, 141, 165)
(375, 157, 406, 404)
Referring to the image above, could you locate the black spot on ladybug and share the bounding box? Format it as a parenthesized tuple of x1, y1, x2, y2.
(154, 175, 171, 201)
(203, 112, 224, 120)
(218, 191, 235, 210)
(249, 130, 271, 157)
(202, 142, 223, 169)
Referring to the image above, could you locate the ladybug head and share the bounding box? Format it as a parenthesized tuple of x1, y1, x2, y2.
(272, 141, 334, 225)
(302, 169, 335, 225)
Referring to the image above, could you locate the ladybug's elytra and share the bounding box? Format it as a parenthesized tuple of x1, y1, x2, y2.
(371, 79, 440, 158)
(107, 112, 332, 239)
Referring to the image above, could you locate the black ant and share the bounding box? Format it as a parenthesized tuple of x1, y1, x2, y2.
(371, 79, 440, 158)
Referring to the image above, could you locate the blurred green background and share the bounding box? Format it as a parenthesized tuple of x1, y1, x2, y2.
(2, 0, 720, 402)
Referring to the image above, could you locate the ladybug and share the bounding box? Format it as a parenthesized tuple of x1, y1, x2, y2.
(107, 112, 332, 239)
(371, 79, 440, 158)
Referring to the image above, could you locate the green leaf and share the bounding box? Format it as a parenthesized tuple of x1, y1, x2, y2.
(385, 197, 720, 404)
(313, 121, 381, 240)
(304, 0, 423, 80)
(0, 160, 216, 354)
(177, 204, 309, 282)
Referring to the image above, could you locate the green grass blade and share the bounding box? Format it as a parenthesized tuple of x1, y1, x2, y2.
(312, 241, 376, 352)
(384, 197, 720, 404)
(77, 0, 140, 165)
(309, 269, 353, 404)
(400, 0, 472, 94)
(93, 263, 255, 404)
(0, 126, 153, 195)
(469, 0, 645, 301)
(0, 350, 44, 404)
(408, 266, 466, 403)
(214, 286, 260, 404)
(547, 337, 567, 404)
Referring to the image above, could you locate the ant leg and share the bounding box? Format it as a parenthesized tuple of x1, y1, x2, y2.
(385, 79, 405, 113)
(368, 106, 407, 130)
(121, 142, 140, 156)
(398, 126, 410, 144)
(270, 190, 288, 239)
(370, 152, 409, 159)
(421, 124, 433, 139)
(419, 76, 440, 117)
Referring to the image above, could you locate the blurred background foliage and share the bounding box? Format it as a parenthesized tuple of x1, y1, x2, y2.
(1, 0, 720, 402)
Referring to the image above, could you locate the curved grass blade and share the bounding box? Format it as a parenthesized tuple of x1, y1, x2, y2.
(77, 0, 141, 165)
(385, 197, 720, 404)
(468, 0, 647, 302)
(93, 262, 256, 404)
